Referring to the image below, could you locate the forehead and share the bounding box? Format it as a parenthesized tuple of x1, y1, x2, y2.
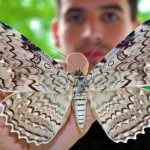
(60, 0, 129, 13)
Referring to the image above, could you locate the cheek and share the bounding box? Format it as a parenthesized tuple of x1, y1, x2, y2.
(104, 25, 134, 48)
(65, 27, 83, 44)
(57, 32, 72, 56)
(58, 26, 82, 52)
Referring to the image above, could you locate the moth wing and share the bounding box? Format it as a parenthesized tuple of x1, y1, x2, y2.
(90, 87, 150, 143)
(88, 19, 150, 143)
(0, 91, 71, 145)
(0, 21, 72, 93)
(91, 19, 150, 74)
(88, 19, 150, 91)
(0, 21, 73, 145)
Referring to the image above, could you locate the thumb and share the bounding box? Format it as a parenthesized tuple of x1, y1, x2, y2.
(65, 52, 89, 75)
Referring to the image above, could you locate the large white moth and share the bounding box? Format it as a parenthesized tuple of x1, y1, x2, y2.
(0, 19, 150, 145)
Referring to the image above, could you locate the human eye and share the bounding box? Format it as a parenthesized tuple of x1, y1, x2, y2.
(101, 11, 120, 23)
(66, 12, 85, 24)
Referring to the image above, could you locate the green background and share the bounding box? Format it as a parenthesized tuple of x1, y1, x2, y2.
(0, 0, 150, 59)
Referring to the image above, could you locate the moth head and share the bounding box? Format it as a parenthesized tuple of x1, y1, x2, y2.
(74, 69, 84, 76)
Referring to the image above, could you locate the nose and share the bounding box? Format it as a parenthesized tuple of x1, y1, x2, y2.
(81, 19, 104, 45)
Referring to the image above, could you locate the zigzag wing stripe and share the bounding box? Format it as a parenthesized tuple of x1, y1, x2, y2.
(0, 21, 72, 92)
(1, 92, 71, 145)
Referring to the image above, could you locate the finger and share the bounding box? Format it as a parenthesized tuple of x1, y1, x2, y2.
(54, 59, 66, 69)
(0, 91, 11, 101)
(65, 52, 89, 75)
(0, 91, 7, 101)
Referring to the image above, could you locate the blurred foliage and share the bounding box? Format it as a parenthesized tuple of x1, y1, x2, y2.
(0, 0, 59, 58)
(139, 12, 150, 22)
(0, 0, 150, 59)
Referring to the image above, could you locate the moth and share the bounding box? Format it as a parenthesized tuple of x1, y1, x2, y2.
(0, 19, 150, 145)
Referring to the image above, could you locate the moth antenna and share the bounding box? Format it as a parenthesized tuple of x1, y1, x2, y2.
(81, 40, 111, 72)
(47, 45, 78, 72)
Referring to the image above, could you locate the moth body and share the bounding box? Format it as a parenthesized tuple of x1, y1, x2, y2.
(72, 75, 89, 131)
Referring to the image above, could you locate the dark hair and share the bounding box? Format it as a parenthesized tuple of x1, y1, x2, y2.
(56, 0, 138, 21)
(127, 0, 138, 21)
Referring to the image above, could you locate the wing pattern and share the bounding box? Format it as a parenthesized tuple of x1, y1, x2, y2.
(1, 19, 150, 145)
(0, 21, 73, 145)
(90, 19, 150, 143)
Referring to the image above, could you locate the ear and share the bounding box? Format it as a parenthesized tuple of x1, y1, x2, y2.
(51, 19, 60, 47)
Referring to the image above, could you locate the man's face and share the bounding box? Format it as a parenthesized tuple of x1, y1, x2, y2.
(53, 0, 139, 71)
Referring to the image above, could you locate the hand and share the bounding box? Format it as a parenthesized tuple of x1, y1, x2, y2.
(0, 53, 95, 150)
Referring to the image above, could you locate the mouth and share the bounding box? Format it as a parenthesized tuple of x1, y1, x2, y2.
(82, 48, 106, 62)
